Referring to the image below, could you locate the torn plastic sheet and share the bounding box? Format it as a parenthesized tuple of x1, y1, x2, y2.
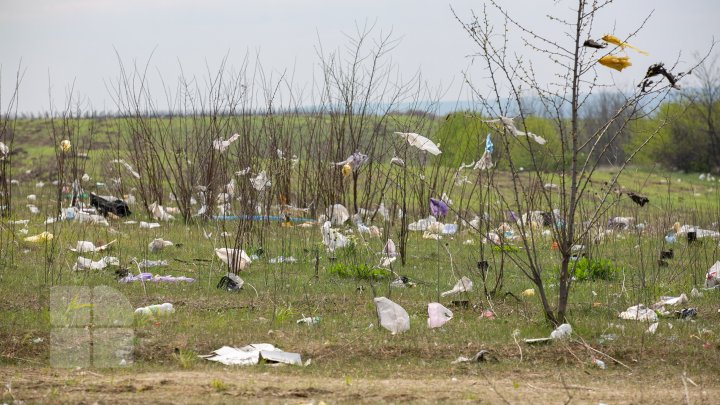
(619, 304, 658, 322)
(201, 344, 302, 366)
(119, 273, 195, 283)
(69, 240, 116, 253)
(441, 277, 473, 297)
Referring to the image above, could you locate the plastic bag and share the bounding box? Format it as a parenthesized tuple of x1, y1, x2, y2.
(705, 261, 720, 288)
(427, 303, 453, 328)
(374, 297, 410, 334)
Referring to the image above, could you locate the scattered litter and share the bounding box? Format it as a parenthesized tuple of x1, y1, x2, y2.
(139, 221, 161, 229)
(148, 238, 175, 252)
(250, 171, 271, 191)
(69, 240, 116, 253)
(427, 302, 453, 328)
(592, 358, 607, 369)
(23, 232, 53, 243)
(216, 273, 244, 291)
(452, 350, 498, 364)
(213, 133, 241, 152)
(269, 256, 297, 264)
(705, 261, 720, 288)
(598, 333, 618, 343)
(524, 337, 552, 345)
(90, 193, 131, 217)
(321, 221, 347, 252)
(441, 276, 473, 297)
(647, 322, 659, 334)
(119, 273, 195, 283)
(653, 294, 688, 308)
(521, 288, 535, 297)
(619, 304, 658, 322)
(550, 323, 572, 340)
(675, 308, 697, 320)
(297, 316, 321, 325)
(202, 344, 302, 366)
(73, 256, 120, 271)
(390, 276, 415, 288)
(136, 259, 169, 268)
(135, 303, 175, 316)
(374, 297, 410, 334)
(149, 202, 173, 221)
(215, 248, 252, 272)
(111, 159, 141, 179)
(691, 288, 703, 298)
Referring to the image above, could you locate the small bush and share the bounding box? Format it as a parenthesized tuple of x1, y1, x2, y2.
(327, 262, 390, 280)
(568, 258, 621, 281)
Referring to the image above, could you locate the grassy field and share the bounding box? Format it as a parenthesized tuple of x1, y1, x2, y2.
(1, 159, 720, 403)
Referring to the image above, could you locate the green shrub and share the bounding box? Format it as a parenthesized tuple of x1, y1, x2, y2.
(568, 257, 621, 281)
(327, 262, 390, 280)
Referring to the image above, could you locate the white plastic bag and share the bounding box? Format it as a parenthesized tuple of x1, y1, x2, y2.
(550, 323, 572, 340)
(619, 304, 658, 322)
(441, 276, 473, 297)
(705, 261, 720, 288)
(374, 297, 410, 334)
(427, 303, 453, 328)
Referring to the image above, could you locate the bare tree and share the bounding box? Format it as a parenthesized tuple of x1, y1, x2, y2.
(454, 0, 712, 324)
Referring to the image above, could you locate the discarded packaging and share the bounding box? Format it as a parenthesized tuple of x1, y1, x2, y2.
(70, 240, 116, 253)
(149, 238, 175, 252)
(427, 302, 453, 328)
(201, 344, 302, 366)
(297, 316, 321, 325)
(23, 232, 53, 243)
(705, 261, 720, 288)
(550, 323, 572, 340)
(653, 294, 688, 308)
(216, 273, 244, 291)
(374, 297, 410, 334)
(675, 308, 697, 320)
(619, 304, 658, 322)
(136, 259, 168, 268)
(139, 221, 161, 229)
(135, 303, 175, 316)
(119, 273, 195, 283)
(215, 248, 252, 272)
(73, 256, 119, 271)
(441, 276, 473, 297)
(592, 358, 607, 369)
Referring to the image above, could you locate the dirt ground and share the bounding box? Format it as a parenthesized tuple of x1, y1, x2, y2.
(1, 365, 717, 404)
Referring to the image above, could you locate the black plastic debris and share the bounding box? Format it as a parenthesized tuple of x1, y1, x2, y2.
(451, 300, 470, 309)
(90, 193, 131, 217)
(675, 308, 697, 320)
(660, 249, 674, 260)
(626, 191, 649, 207)
(687, 231, 697, 244)
(473, 350, 499, 363)
(583, 39, 607, 49)
(216, 274, 243, 292)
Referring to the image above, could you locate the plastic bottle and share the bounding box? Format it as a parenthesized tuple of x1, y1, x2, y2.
(592, 358, 607, 369)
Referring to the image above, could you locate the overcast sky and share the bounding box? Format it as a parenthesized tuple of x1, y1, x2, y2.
(1, 0, 718, 114)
